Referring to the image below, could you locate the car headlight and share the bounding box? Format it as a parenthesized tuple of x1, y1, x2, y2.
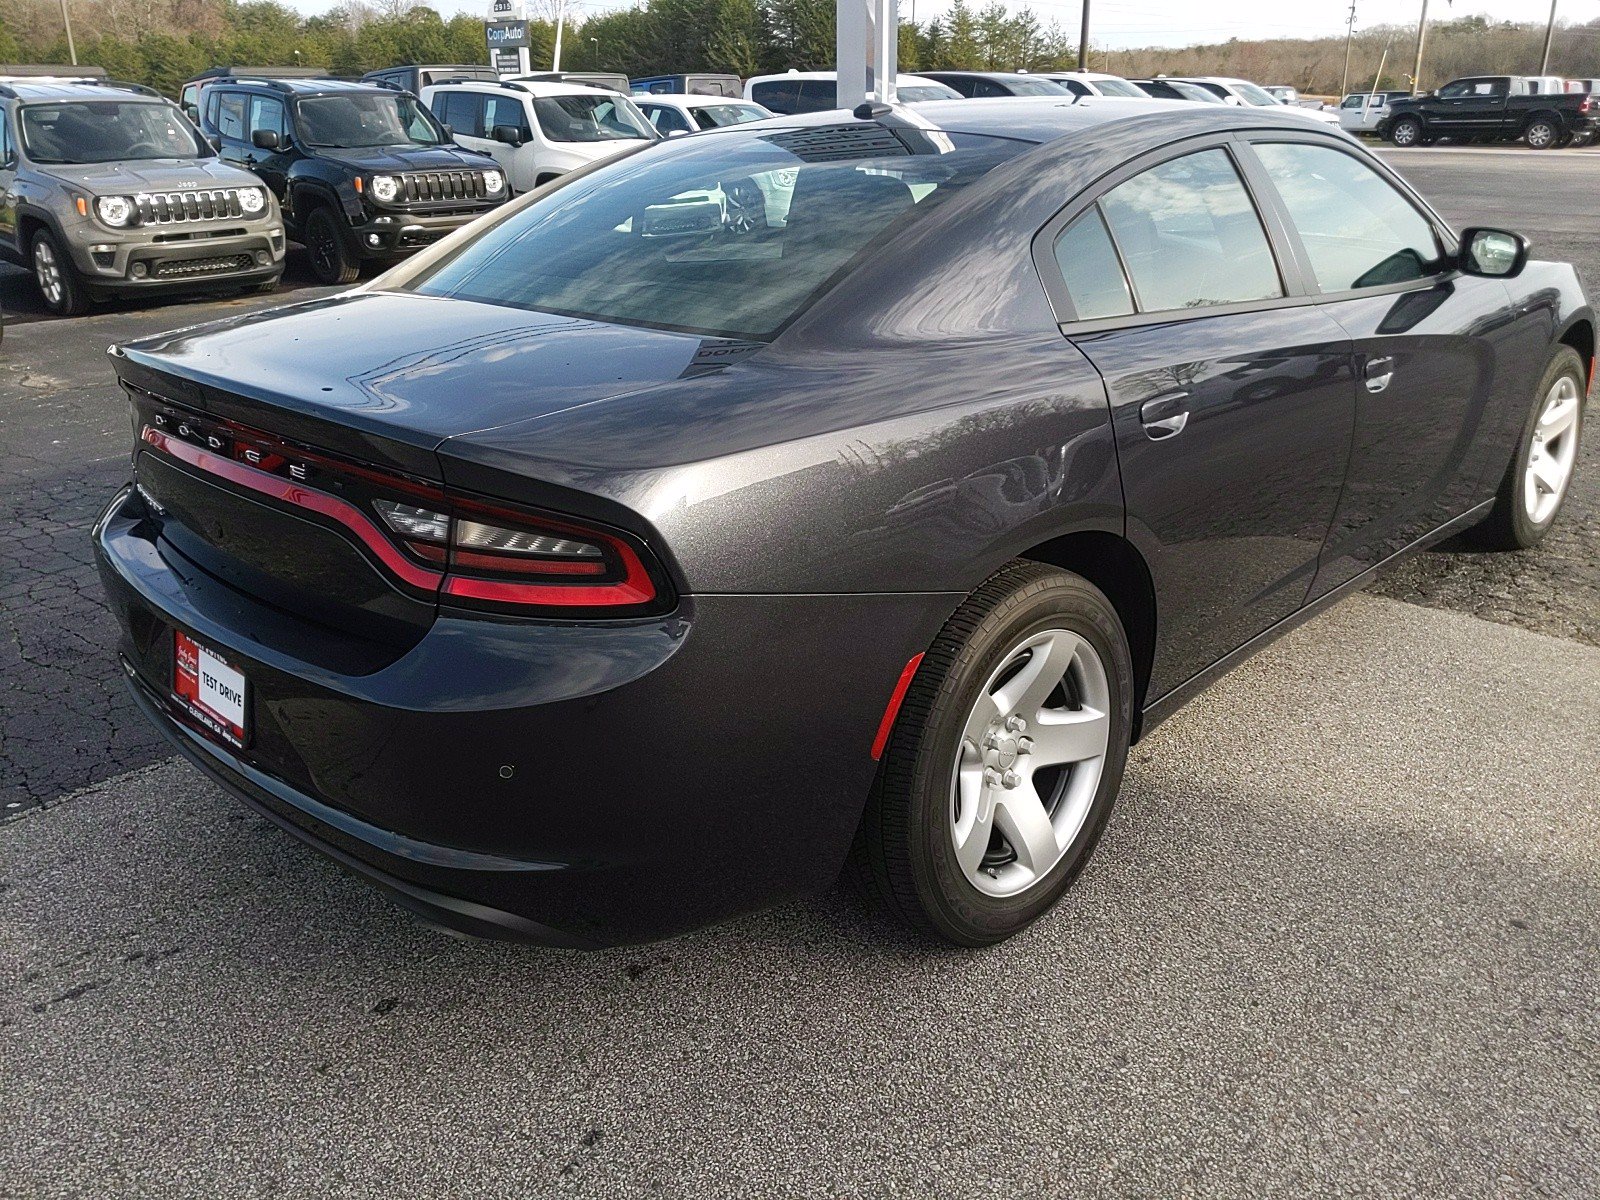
(370, 174, 399, 203)
(95, 195, 135, 227)
(483, 170, 505, 194)
(238, 186, 267, 214)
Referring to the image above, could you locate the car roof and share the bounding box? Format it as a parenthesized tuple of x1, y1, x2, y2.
(1, 79, 162, 102)
(216, 77, 390, 97)
(636, 93, 758, 107)
(746, 72, 946, 85)
(436, 78, 614, 98)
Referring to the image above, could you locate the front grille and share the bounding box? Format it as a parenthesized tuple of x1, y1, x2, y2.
(398, 171, 491, 203)
(134, 189, 249, 225)
(151, 254, 254, 279)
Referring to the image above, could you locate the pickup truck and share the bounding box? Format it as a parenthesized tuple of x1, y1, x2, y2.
(1380, 75, 1600, 148)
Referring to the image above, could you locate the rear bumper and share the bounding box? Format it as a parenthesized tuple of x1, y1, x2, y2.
(94, 484, 956, 946)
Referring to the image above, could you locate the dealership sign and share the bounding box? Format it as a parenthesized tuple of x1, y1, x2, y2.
(486, 19, 531, 49)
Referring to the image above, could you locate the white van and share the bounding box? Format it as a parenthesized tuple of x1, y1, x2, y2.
(422, 78, 657, 193)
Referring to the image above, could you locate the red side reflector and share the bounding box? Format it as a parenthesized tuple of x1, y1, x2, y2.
(871, 652, 925, 761)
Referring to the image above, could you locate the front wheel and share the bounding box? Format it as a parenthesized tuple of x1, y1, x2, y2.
(850, 562, 1135, 946)
(31, 229, 89, 316)
(304, 207, 359, 285)
(1468, 346, 1586, 550)
(1389, 116, 1424, 147)
(1525, 119, 1560, 150)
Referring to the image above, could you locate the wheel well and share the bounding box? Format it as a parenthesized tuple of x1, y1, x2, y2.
(535, 172, 562, 187)
(1559, 319, 1595, 386)
(1017, 531, 1158, 734)
(17, 214, 45, 257)
(1524, 110, 1561, 130)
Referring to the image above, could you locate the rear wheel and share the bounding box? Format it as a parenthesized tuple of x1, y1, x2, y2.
(1390, 116, 1424, 147)
(304, 207, 358, 285)
(1469, 346, 1586, 550)
(31, 229, 89, 316)
(1525, 118, 1560, 150)
(850, 562, 1135, 946)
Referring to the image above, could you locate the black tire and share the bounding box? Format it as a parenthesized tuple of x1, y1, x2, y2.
(1525, 118, 1560, 150)
(1390, 116, 1424, 147)
(1468, 345, 1587, 550)
(849, 561, 1135, 946)
(30, 228, 89, 316)
(304, 207, 359, 285)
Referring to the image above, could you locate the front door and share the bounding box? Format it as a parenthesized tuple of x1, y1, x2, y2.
(244, 96, 292, 198)
(1430, 77, 1507, 135)
(1045, 143, 1356, 699)
(1243, 136, 1521, 594)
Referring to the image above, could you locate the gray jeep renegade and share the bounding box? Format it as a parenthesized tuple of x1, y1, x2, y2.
(0, 77, 286, 314)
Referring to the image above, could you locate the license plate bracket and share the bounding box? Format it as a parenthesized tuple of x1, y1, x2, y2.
(173, 629, 249, 749)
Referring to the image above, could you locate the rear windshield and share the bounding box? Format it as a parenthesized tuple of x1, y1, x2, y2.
(1005, 77, 1070, 96)
(533, 94, 654, 142)
(899, 84, 961, 102)
(21, 101, 206, 164)
(399, 125, 1025, 339)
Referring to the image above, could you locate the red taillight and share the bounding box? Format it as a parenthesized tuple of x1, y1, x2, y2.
(140, 417, 666, 614)
(1582, 97, 1593, 114)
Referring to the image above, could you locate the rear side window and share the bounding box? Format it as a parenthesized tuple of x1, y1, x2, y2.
(216, 92, 246, 141)
(795, 81, 837, 112)
(1053, 208, 1134, 320)
(1097, 148, 1282, 313)
(438, 91, 483, 138)
(1253, 142, 1441, 291)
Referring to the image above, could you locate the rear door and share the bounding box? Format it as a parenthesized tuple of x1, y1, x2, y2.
(1243, 134, 1522, 595)
(1036, 137, 1356, 700)
(0, 108, 16, 259)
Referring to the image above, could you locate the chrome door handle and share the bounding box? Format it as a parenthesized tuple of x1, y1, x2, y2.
(1139, 392, 1190, 440)
(1364, 355, 1395, 393)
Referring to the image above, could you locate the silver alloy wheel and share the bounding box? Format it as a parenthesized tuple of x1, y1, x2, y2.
(1527, 121, 1556, 149)
(949, 627, 1111, 898)
(33, 239, 63, 307)
(1524, 373, 1582, 524)
(1392, 120, 1418, 146)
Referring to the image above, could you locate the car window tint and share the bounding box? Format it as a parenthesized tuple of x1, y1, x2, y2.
(1254, 142, 1440, 290)
(440, 91, 482, 138)
(1054, 207, 1134, 320)
(1060, 79, 1090, 97)
(484, 94, 531, 138)
(795, 81, 837, 112)
(750, 81, 798, 113)
(217, 92, 246, 141)
(405, 129, 1026, 340)
(1098, 148, 1281, 313)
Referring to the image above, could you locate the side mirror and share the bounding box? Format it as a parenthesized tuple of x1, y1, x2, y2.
(251, 129, 281, 151)
(491, 124, 524, 147)
(1459, 227, 1529, 278)
(183, 104, 200, 124)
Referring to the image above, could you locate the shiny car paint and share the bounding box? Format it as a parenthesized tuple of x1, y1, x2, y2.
(96, 100, 1594, 946)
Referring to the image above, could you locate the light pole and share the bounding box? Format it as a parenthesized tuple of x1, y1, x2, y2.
(1408, 0, 1428, 95)
(1077, 0, 1090, 72)
(552, 0, 566, 71)
(58, 0, 77, 66)
(1539, 0, 1558, 75)
(1340, 0, 1356, 97)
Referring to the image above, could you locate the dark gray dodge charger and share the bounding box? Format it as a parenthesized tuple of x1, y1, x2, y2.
(95, 98, 1592, 947)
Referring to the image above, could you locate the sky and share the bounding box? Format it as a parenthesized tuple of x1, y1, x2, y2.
(280, 0, 1593, 51)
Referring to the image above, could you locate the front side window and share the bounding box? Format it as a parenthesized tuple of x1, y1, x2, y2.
(248, 96, 287, 142)
(20, 101, 207, 164)
(1097, 148, 1282, 313)
(484, 95, 531, 139)
(532, 94, 653, 143)
(643, 104, 691, 134)
(1254, 142, 1441, 291)
(399, 127, 1025, 339)
(296, 93, 445, 148)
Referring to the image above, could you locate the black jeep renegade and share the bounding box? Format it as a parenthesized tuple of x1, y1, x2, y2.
(195, 77, 509, 284)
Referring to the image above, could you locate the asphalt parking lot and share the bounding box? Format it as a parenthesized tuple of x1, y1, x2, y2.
(2, 146, 1598, 1195)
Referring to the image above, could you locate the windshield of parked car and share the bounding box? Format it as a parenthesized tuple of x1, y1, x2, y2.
(296, 94, 445, 148)
(398, 125, 1025, 339)
(690, 103, 771, 129)
(1091, 77, 1146, 98)
(899, 83, 962, 102)
(533, 93, 654, 142)
(1233, 81, 1284, 106)
(20, 101, 206, 164)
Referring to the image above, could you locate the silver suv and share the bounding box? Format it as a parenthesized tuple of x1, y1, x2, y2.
(0, 77, 286, 314)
